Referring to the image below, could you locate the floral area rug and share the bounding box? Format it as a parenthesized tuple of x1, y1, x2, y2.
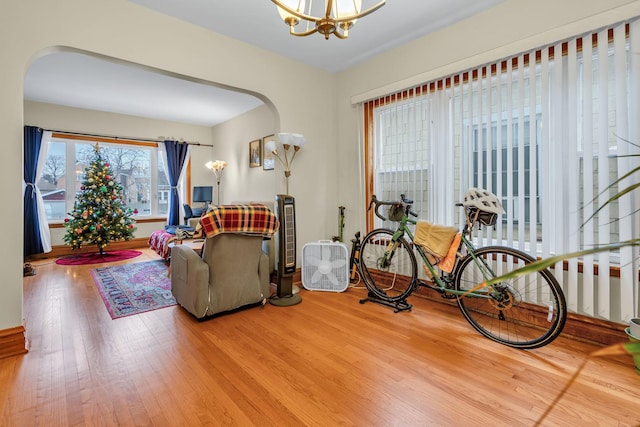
(91, 260, 175, 319)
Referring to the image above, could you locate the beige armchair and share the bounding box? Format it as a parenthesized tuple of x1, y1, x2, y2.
(232, 201, 276, 273)
(170, 204, 279, 319)
(170, 233, 270, 318)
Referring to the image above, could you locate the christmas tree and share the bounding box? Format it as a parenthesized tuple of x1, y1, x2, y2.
(63, 144, 136, 254)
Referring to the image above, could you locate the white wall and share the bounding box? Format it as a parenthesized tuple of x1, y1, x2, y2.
(2, 0, 336, 331)
(335, 0, 640, 246)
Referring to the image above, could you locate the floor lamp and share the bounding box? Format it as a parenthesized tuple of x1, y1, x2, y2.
(205, 160, 227, 205)
(264, 133, 307, 306)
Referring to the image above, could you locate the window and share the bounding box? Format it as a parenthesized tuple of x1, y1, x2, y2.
(38, 136, 171, 221)
(471, 116, 542, 226)
(364, 20, 640, 323)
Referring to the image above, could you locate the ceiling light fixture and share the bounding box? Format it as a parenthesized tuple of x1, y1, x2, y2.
(272, 0, 385, 40)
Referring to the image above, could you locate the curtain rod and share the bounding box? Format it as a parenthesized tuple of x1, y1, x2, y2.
(42, 128, 213, 147)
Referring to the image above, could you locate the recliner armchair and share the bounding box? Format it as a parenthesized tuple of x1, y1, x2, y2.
(170, 233, 270, 318)
(232, 200, 277, 274)
(170, 204, 279, 319)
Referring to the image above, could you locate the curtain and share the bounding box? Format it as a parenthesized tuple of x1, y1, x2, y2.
(163, 140, 190, 226)
(23, 126, 52, 256)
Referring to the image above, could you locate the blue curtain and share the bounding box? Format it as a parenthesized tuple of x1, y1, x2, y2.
(164, 140, 189, 226)
(24, 126, 44, 256)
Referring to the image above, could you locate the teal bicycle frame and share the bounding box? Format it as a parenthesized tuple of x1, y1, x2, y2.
(382, 213, 496, 299)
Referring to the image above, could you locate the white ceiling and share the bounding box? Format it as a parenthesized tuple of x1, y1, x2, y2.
(24, 52, 265, 127)
(23, 0, 504, 127)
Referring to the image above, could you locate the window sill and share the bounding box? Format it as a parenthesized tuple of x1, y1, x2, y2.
(48, 216, 167, 228)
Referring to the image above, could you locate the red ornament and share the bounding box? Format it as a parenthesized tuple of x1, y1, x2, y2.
(133, 209, 139, 214)
(64, 218, 69, 223)
(105, 175, 110, 180)
(105, 163, 110, 167)
(81, 186, 85, 190)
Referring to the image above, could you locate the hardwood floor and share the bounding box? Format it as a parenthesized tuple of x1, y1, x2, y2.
(2, 248, 639, 426)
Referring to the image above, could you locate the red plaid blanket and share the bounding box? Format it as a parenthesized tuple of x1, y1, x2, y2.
(148, 230, 176, 260)
(199, 204, 279, 238)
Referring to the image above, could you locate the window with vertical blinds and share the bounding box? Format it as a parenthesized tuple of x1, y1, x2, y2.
(363, 19, 640, 323)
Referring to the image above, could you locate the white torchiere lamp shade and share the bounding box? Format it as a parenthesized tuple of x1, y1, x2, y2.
(205, 160, 227, 204)
(265, 133, 307, 194)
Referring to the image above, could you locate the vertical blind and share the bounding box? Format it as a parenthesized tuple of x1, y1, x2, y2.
(363, 19, 640, 323)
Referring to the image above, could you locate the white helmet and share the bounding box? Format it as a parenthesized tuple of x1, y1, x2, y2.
(463, 188, 504, 214)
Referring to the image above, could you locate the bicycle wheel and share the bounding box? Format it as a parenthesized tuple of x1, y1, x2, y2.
(359, 229, 417, 302)
(454, 246, 566, 349)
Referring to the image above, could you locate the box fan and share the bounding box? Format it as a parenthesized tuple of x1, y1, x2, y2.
(302, 241, 349, 292)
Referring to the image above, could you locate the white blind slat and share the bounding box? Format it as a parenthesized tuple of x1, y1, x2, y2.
(567, 38, 579, 313)
(596, 28, 611, 319)
(581, 34, 595, 316)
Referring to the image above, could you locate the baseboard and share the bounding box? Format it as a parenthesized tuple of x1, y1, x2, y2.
(410, 285, 628, 346)
(0, 326, 28, 359)
(562, 311, 628, 346)
(29, 238, 149, 260)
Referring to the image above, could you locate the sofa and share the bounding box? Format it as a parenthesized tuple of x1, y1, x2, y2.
(170, 204, 279, 319)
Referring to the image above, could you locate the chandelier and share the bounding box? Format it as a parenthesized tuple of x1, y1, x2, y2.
(272, 0, 385, 40)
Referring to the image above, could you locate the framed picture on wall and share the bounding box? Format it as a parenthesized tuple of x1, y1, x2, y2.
(262, 134, 275, 171)
(249, 139, 261, 168)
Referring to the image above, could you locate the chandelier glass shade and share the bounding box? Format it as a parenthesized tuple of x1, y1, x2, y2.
(272, 0, 385, 40)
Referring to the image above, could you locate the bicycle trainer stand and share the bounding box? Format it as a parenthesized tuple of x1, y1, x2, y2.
(359, 290, 413, 313)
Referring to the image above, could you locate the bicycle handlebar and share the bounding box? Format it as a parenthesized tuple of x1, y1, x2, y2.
(368, 194, 418, 221)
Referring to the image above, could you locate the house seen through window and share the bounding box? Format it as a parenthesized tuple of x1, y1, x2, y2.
(38, 137, 170, 221)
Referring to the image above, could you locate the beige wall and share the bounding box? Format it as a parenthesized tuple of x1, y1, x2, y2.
(4, 0, 639, 332)
(210, 104, 280, 204)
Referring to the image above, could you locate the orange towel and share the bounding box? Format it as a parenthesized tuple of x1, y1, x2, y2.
(414, 220, 458, 258)
(438, 233, 462, 273)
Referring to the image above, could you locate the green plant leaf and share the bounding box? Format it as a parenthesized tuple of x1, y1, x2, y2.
(583, 180, 640, 226)
(469, 239, 640, 292)
(591, 341, 640, 357)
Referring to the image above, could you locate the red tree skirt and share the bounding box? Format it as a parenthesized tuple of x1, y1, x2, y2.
(55, 250, 142, 266)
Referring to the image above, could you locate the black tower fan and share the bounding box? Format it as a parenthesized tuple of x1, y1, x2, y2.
(270, 194, 302, 306)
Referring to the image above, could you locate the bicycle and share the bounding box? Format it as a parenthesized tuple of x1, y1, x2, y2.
(355, 190, 567, 349)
